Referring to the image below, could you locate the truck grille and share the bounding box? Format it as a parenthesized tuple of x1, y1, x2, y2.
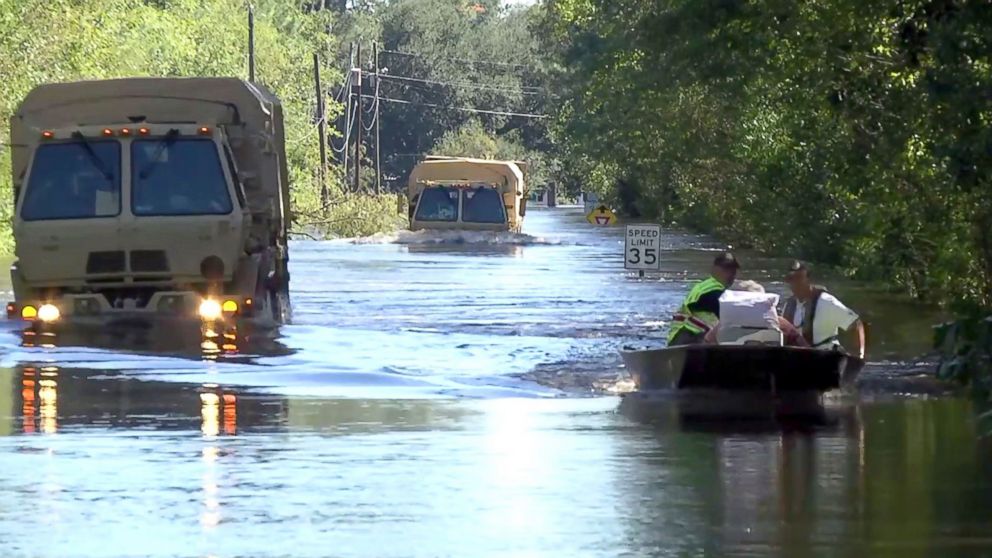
(86, 251, 126, 274)
(130, 250, 169, 273)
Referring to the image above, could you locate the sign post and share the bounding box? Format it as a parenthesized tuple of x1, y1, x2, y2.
(624, 224, 662, 277)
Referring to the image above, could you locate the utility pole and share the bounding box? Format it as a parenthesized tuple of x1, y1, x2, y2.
(373, 42, 381, 195)
(313, 53, 328, 208)
(353, 42, 363, 193)
(248, 5, 255, 82)
(343, 42, 353, 188)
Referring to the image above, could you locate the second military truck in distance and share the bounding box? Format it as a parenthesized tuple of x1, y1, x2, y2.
(6, 77, 292, 329)
(407, 156, 527, 233)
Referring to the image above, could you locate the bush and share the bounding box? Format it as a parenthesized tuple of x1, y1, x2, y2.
(935, 317, 992, 394)
(292, 179, 406, 239)
(541, 0, 992, 311)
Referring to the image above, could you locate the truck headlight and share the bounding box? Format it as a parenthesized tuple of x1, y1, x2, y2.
(198, 299, 223, 321)
(38, 304, 60, 323)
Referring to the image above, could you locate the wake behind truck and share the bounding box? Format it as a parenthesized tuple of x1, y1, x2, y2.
(6, 77, 292, 329)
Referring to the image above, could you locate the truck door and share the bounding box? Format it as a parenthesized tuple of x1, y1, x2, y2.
(14, 139, 125, 285)
(124, 135, 244, 284)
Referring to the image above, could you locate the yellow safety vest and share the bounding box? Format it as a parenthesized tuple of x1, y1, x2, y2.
(667, 276, 724, 343)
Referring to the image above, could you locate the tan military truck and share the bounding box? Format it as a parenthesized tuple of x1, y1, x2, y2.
(407, 156, 527, 233)
(5, 77, 292, 328)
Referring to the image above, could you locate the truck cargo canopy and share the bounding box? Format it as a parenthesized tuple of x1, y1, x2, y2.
(10, 77, 291, 246)
(408, 157, 525, 196)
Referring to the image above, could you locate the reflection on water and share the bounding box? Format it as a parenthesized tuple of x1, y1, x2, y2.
(0, 209, 979, 556)
(0, 366, 990, 556)
(199, 387, 237, 437)
(38, 368, 58, 434)
(616, 397, 992, 557)
(201, 443, 221, 530)
(19, 366, 60, 435)
(405, 242, 525, 258)
(15, 320, 295, 364)
(22, 367, 36, 434)
(618, 392, 858, 435)
(200, 389, 226, 531)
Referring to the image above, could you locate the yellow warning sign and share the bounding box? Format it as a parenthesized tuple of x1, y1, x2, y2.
(586, 205, 617, 226)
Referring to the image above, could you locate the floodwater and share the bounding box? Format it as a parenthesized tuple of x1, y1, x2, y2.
(1, 208, 990, 557)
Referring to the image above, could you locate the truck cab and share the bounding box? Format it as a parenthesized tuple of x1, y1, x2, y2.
(6, 78, 292, 329)
(407, 156, 527, 233)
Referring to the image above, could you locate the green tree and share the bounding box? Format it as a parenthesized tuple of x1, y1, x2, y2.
(339, 0, 554, 189)
(432, 119, 549, 187)
(0, 0, 399, 245)
(541, 0, 992, 311)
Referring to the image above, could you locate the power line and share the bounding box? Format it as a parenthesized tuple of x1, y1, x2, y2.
(331, 108, 357, 153)
(363, 75, 381, 131)
(379, 73, 546, 96)
(364, 93, 378, 113)
(362, 94, 548, 119)
(362, 107, 378, 132)
(380, 48, 531, 71)
(324, 72, 349, 155)
(328, 67, 351, 106)
(332, 77, 349, 104)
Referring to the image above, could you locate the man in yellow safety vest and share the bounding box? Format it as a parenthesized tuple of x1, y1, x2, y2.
(667, 252, 740, 346)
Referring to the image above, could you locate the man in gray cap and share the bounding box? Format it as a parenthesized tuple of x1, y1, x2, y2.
(782, 261, 866, 358)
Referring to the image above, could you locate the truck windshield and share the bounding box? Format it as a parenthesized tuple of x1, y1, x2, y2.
(461, 187, 506, 224)
(131, 138, 232, 216)
(21, 141, 121, 221)
(414, 187, 459, 222)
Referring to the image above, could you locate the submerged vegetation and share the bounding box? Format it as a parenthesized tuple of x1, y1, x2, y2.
(935, 315, 992, 418)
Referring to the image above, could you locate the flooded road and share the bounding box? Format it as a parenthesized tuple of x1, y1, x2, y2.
(0, 208, 944, 397)
(1, 208, 988, 557)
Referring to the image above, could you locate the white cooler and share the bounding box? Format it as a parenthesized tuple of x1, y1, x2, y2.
(716, 290, 783, 346)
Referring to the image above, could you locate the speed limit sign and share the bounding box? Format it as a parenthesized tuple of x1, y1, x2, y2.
(624, 224, 662, 271)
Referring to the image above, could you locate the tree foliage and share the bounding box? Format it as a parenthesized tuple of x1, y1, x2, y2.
(336, 0, 553, 190)
(433, 119, 550, 187)
(0, 0, 401, 246)
(542, 0, 992, 311)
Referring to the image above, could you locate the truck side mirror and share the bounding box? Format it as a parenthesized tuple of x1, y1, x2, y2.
(520, 196, 527, 217)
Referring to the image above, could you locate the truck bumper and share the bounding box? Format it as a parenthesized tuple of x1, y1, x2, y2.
(6, 292, 257, 330)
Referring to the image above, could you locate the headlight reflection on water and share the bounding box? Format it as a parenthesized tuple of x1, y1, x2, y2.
(199, 386, 237, 533)
(21, 369, 36, 434)
(201, 444, 221, 530)
(200, 387, 237, 438)
(20, 366, 58, 434)
(201, 327, 240, 359)
(200, 392, 220, 437)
